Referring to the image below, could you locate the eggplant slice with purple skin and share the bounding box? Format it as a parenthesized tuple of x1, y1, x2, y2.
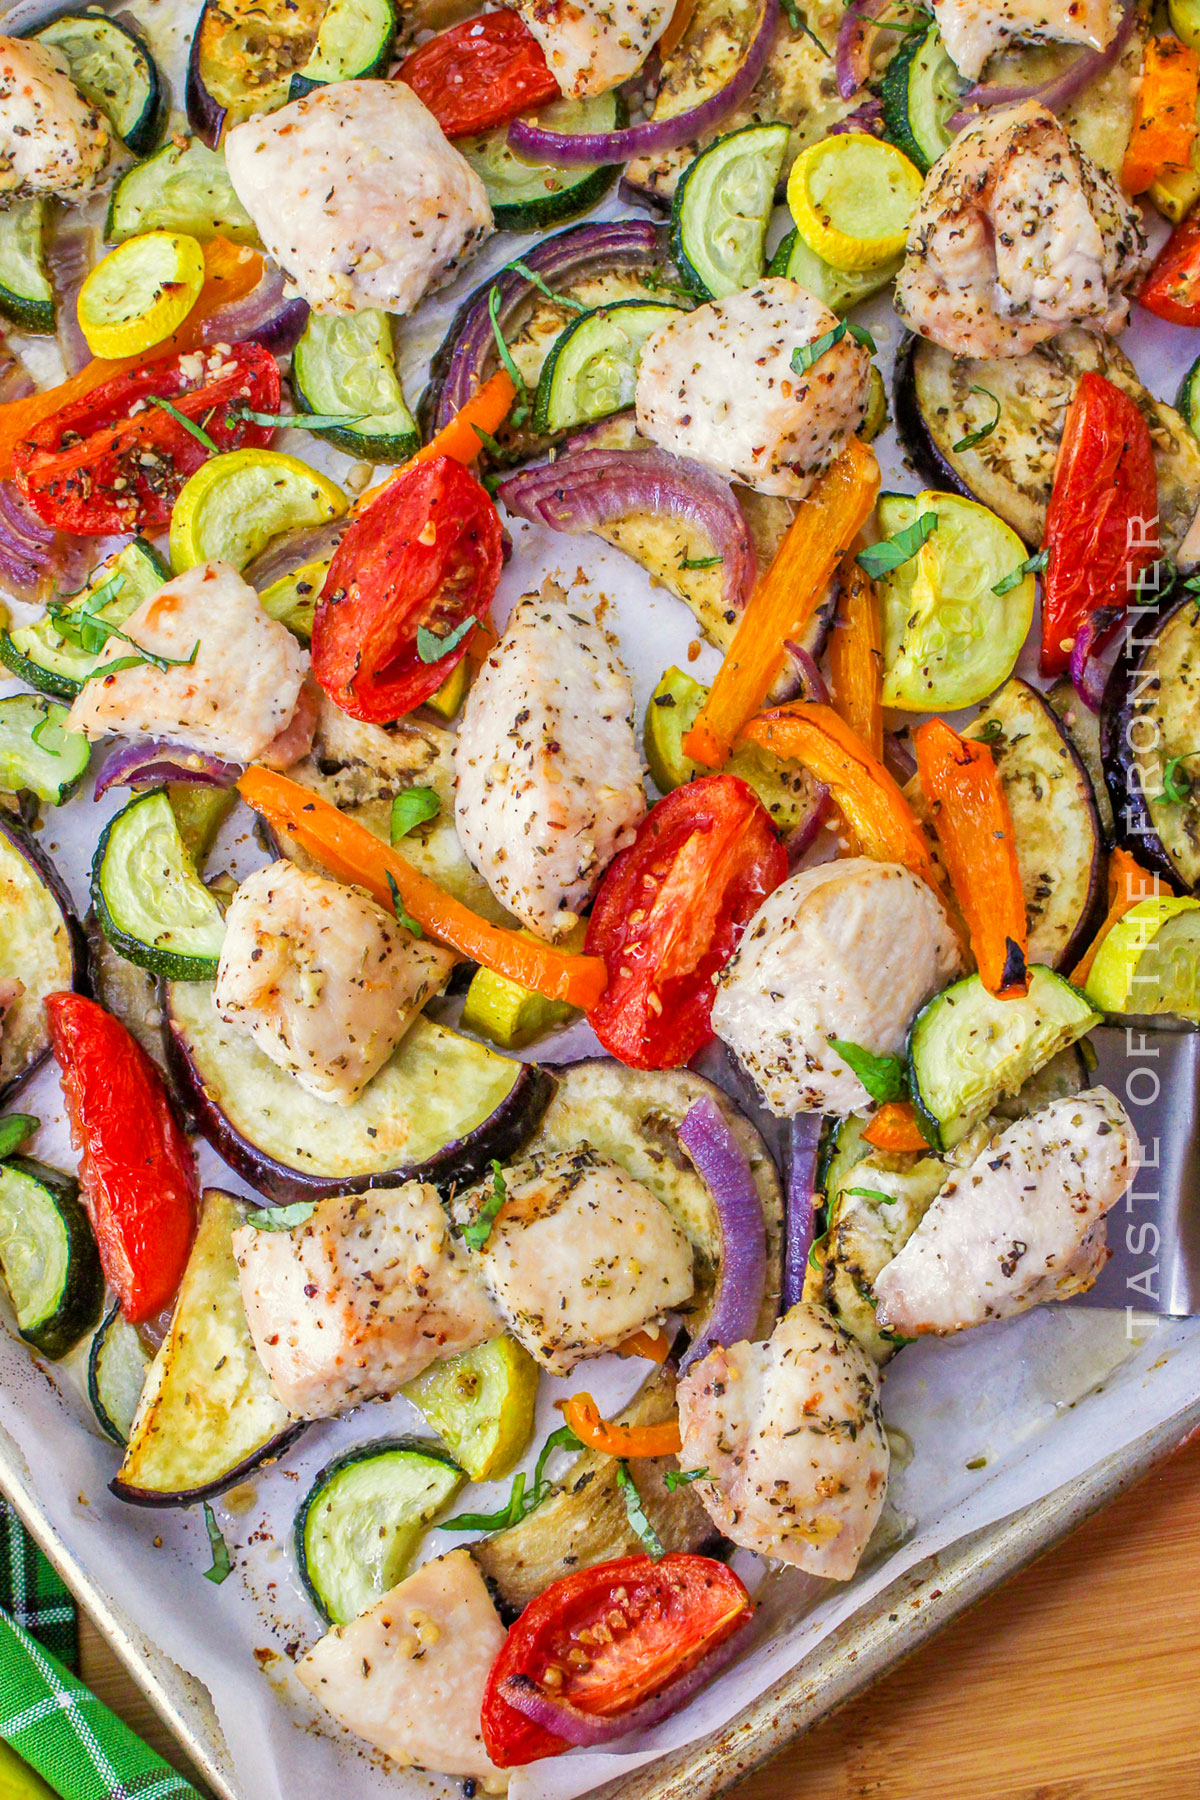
(473, 1058, 782, 1615)
(1102, 586, 1200, 893)
(0, 813, 88, 1105)
(166, 980, 555, 1205)
(894, 328, 1200, 555)
(112, 1189, 307, 1506)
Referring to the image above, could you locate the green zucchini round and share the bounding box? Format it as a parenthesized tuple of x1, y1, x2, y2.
(88, 1302, 151, 1446)
(91, 790, 227, 982)
(0, 198, 54, 334)
(30, 11, 164, 156)
(459, 92, 623, 232)
(671, 120, 791, 300)
(0, 1158, 103, 1361)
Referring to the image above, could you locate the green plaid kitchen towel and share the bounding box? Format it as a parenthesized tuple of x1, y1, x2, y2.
(0, 1500, 205, 1800)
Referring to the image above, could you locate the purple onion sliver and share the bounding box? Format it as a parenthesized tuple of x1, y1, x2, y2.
(0, 330, 35, 405)
(784, 783, 830, 869)
(829, 96, 885, 135)
(94, 742, 240, 800)
(242, 516, 348, 592)
(507, 0, 779, 165)
(200, 267, 311, 354)
(1069, 607, 1121, 715)
(783, 1114, 823, 1311)
(835, 0, 890, 99)
(782, 641, 829, 704)
(677, 1094, 768, 1373)
(499, 1624, 747, 1749)
(950, 0, 1135, 127)
(883, 729, 917, 784)
(48, 215, 93, 378)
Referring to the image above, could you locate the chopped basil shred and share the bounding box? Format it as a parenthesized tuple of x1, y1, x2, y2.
(462, 1160, 507, 1252)
(487, 286, 530, 425)
(417, 617, 476, 664)
(952, 386, 1001, 452)
(201, 1503, 232, 1584)
(441, 1424, 582, 1532)
(856, 512, 938, 579)
(471, 422, 507, 459)
(148, 395, 218, 454)
(827, 1037, 907, 1103)
(509, 260, 587, 313)
(386, 871, 424, 939)
(390, 787, 440, 842)
(679, 553, 723, 570)
(77, 637, 200, 686)
(664, 1467, 710, 1491)
(993, 550, 1047, 596)
(780, 0, 831, 54)
(616, 1462, 665, 1559)
(975, 717, 1004, 743)
(791, 319, 875, 375)
(228, 405, 367, 431)
(1162, 750, 1200, 805)
(245, 1200, 317, 1231)
(47, 575, 124, 656)
(0, 1115, 38, 1161)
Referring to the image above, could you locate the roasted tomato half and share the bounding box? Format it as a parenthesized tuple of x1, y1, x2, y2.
(398, 10, 560, 138)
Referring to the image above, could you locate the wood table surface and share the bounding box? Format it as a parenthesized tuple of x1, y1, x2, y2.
(77, 1429, 1200, 1800)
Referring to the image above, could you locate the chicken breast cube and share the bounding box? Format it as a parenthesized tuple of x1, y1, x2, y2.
(296, 1550, 505, 1780)
(931, 0, 1120, 79)
(66, 560, 312, 766)
(635, 279, 870, 500)
(895, 102, 1147, 359)
(458, 1149, 694, 1372)
(215, 861, 454, 1107)
(874, 1088, 1140, 1336)
(224, 81, 492, 316)
(514, 0, 672, 96)
(0, 38, 111, 200)
(454, 581, 645, 940)
(233, 1183, 500, 1418)
(678, 1302, 889, 1579)
(712, 858, 963, 1117)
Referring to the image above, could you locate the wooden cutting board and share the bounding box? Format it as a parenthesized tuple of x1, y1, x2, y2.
(80, 1429, 1200, 1800)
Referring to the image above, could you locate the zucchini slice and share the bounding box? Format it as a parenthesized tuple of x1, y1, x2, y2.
(881, 24, 962, 174)
(88, 1302, 151, 1445)
(105, 138, 259, 245)
(29, 12, 164, 155)
(0, 198, 54, 334)
(402, 1336, 539, 1482)
(0, 695, 90, 806)
(291, 311, 419, 462)
(166, 982, 553, 1203)
(1178, 351, 1200, 442)
(1083, 896, 1200, 1021)
(257, 555, 330, 644)
(288, 0, 396, 96)
(187, 0, 395, 141)
(767, 227, 896, 314)
(1047, 677, 1114, 844)
(460, 92, 621, 231)
(533, 300, 683, 435)
(1103, 587, 1200, 892)
(296, 1440, 464, 1625)
(112, 1190, 305, 1505)
(0, 818, 86, 1106)
(91, 791, 227, 982)
(169, 450, 348, 574)
(908, 967, 1100, 1151)
(0, 1158, 102, 1360)
(0, 538, 169, 701)
(671, 121, 790, 299)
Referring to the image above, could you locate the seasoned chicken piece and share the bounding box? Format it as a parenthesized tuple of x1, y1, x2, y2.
(0, 38, 111, 200)
(678, 1302, 889, 1579)
(635, 278, 870, 500)
(712, 859, 962, 1117)
(296, 1550, 505, 1780)
(456, 1148, 694, 1373)
(233, 1183, 500, 1418)
(224, 81, 491, 316)
(895, 102, 1147, 359)
(215, 861, 453, 1106)
(513, 0, 673, 96)
(66, 560, 312, 766)
(931, 0, 1120, 78)
(874, 1088, 1139, 1335)
(453, 581, 645, 940)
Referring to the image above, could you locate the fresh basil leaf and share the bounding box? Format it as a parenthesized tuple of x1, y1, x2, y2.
(0, 1115, 38, 1160)
(679, 553, 723, 570)
(245, 1201, 316, 1231)
(201, 1503, 232, 1584)
(952, 386, 1001, 452)
(471, 422, 506, 459)
(488, 286, 530, 425)
(792, 323, 847, 374)
(441, 1423, 583, 1533)
(616, 1462, 665, 1560)
(992, 550, 1047, 596)
(229, 405, 367, 431)
(840, 1187, 895, 1205)
(462, 1160, 506, 1252)
(533, 1424, 582, 1492)
(781, 0, 832, 54)
(509, 260, 587, 313)
(856, 512, 938, 580)
(386, 871, 424, 939)
(664, 1467, 710, 1491)
(76, 631, 200, 685)
(148, 396, 218, 454)
(846, 321, 877, 353)
(390, 787, 440, 843)
(1162, 751, 1200, 805)
(827, 1037, 906, 1103)
(974, 717, 1003, 743)
(417, 617, 476, 664)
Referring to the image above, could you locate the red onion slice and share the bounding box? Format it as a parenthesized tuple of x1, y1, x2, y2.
(498, 442, 755, 616)
(200, 265, 310, 355)
(242, 517, 348, 592)
(1069, 606, 1122, 714)
(784, 782, 831, 868)
(783, 1114, 823, 1310)
(94, 742, 240, 800)
(830, 96, 886, 134)
(0, 329, 34, 405)
(48, 212, 93, 377)
(507, 0, 780, 165)
(677, 1094, 769, 1372)
(950, 0, 1136, 128)
(499, 1621, 748, 1750)
(782, 640, 830, 704)
(0, 478, 87, 601)
(836, 0, 890, 98)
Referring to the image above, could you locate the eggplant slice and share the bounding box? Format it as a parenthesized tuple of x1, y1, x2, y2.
(166, 981, 554, 1204)
(0, 815, 87, 1104)
(1103, 588, 1200, 892)
(473, 1060, 783, 1613)
(895, 328, 1200, 556)
(1048, 678, 1115, 845)
(112, 1190, 305, 1505)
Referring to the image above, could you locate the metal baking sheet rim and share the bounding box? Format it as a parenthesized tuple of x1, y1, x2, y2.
(0, 1396, 1196, 1800)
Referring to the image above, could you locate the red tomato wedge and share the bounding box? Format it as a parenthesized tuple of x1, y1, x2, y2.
(585, 774, 786, 1069)
(45, 994, 198, 1322)
(481, 1553, 752, 1768)
(1040, 372, 1159, 678)
(311, 453, 503, 723)
(398, 11, 560, 138)
(1139, 211, 1200, 326)
(12, 342, 278, 536)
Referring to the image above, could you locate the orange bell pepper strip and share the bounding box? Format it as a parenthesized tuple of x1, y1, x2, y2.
(913, 718, 1028, 999)
(862, 1102, 929, 1153)
(615, 1327, 672, 1363)
(1070, 847, 1166, 987)
(739, 702, 939, 889)
(355, 370, 516, 513)
(658, 0, 698, 57)
(683, 438, 880, 769)
(1123, 35, 1200, 194)
(0, 238, 263, 479)
(829, 557, 884, 761)
(238, 767, 608, 1008)
(560, 1393, 682, 1458)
